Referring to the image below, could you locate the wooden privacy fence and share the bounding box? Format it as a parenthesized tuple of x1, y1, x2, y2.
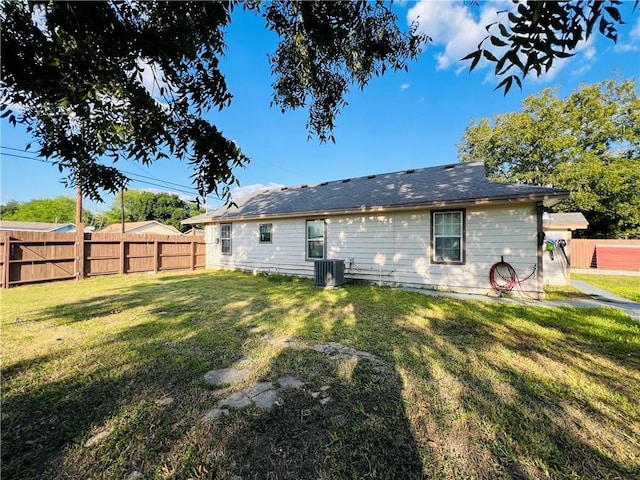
(571, 238, 640, 270)
(0, 231, 206, 288)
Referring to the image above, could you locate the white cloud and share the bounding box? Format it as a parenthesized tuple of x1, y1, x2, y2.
(408, 0, 597, 84)
(631, 17, 640, 40)
(583, 45, 596, 61)
(400, 83, 410, 91)
(3, 101, 25, 114)
(231, 182, 285, 201)
(30, 4, 50, 38)
(408, 1, 507, 72)
(136, 59, 168, 97)
(614, 42, 639, 53)
(614, 17, 640, 52)
(530, 36, 596, 82)
(133, 59, 174, 110)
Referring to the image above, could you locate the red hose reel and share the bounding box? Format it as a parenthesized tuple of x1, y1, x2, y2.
(489, 258, 536, 295)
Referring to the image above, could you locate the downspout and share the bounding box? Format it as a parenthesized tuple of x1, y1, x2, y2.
(536, 202, 545, 300)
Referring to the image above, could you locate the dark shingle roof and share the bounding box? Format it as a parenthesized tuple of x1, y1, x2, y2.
(184, 162, 569, 224)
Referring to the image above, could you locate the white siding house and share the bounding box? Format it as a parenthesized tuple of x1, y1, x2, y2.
(186, 163, 570, 299)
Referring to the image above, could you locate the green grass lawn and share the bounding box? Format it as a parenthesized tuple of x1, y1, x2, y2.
(2, 271, 639, 480)
(573, 272, 640, 303)
(543, 285, 591, 301)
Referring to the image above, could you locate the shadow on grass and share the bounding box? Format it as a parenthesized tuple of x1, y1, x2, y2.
(195, 349, 424, 479)
(2, 271, 639, 479)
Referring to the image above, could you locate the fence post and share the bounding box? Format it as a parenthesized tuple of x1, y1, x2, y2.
(76, 231, 86, 281)
(2, 234, 10, 288)
(154, 240, 159, 274)
(190, 239, 196, 271)
(120, 238, 126, 275)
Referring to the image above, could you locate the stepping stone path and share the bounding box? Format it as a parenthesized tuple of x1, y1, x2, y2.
(84, 430, 110, 447)
(202, 374, 308, 421)
(86, 337, 393, 478)
(310, 341, 390, 371)
(203, 367, 253, 386)
(201, 338, 390, 423)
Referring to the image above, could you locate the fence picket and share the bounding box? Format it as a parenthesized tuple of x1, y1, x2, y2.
(0, 231, 205, 287)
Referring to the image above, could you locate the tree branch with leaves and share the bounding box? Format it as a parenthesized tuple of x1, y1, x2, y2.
(458, 78, 640, 238)
(463, 0, 635, 94)
(1, 0, 425, 203)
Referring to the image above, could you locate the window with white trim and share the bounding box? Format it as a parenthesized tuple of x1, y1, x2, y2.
(306, 220, 325, 260)
(432, 210, 464, 264)
(220, 223, 232, 255)
(259, 223, 272, 243)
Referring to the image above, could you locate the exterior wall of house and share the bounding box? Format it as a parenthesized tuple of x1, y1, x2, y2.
(203, 203, 540, 296)
(542, 229, 572, 286)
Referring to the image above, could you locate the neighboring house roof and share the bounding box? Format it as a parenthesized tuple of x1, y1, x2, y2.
(544, 212, 588, 230)
(99, 220, 183, 235)
(184, 162, 569, 224)
(183, 227, 204, 236)
(0, 220, 76, 232)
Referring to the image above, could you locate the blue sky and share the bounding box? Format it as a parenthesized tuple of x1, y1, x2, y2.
(1, 1, 638, 214)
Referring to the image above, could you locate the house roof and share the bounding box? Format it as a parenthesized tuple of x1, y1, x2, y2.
(99, 220, 182, 235)
(544, 212, 589, 230)
(0, 220, 75, 232)
(184, 162, 570, 224)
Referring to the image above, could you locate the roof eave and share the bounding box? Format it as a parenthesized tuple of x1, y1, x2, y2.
(187, 191, 569, 224)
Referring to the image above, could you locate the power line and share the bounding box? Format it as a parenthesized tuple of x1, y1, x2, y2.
(1, 146, 202, 198)
(1, 145, 228, 209)
(1, 147, 197, 191)
(1, 145, 38, 153)
(126, 157, 165, 183)
(1, 151, 50, 163)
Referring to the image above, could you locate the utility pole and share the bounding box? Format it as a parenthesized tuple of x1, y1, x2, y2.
(75, 174, 85, 281)
(75, 178, 83, 233)
(120, 187, 125, 234)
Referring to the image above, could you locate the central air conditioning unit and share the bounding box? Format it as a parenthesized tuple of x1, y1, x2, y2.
(314, 259, 345, 287)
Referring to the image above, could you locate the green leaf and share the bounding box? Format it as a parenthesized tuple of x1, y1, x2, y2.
(494, 76, 513, 95)
(490, 36, 508, 47)
(495, 55, 508, 75)
(461, 50, 482, 71)
(604, 6, 621, 22)
(459, 78, 640, 238)
(483, 50, 498, 62)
